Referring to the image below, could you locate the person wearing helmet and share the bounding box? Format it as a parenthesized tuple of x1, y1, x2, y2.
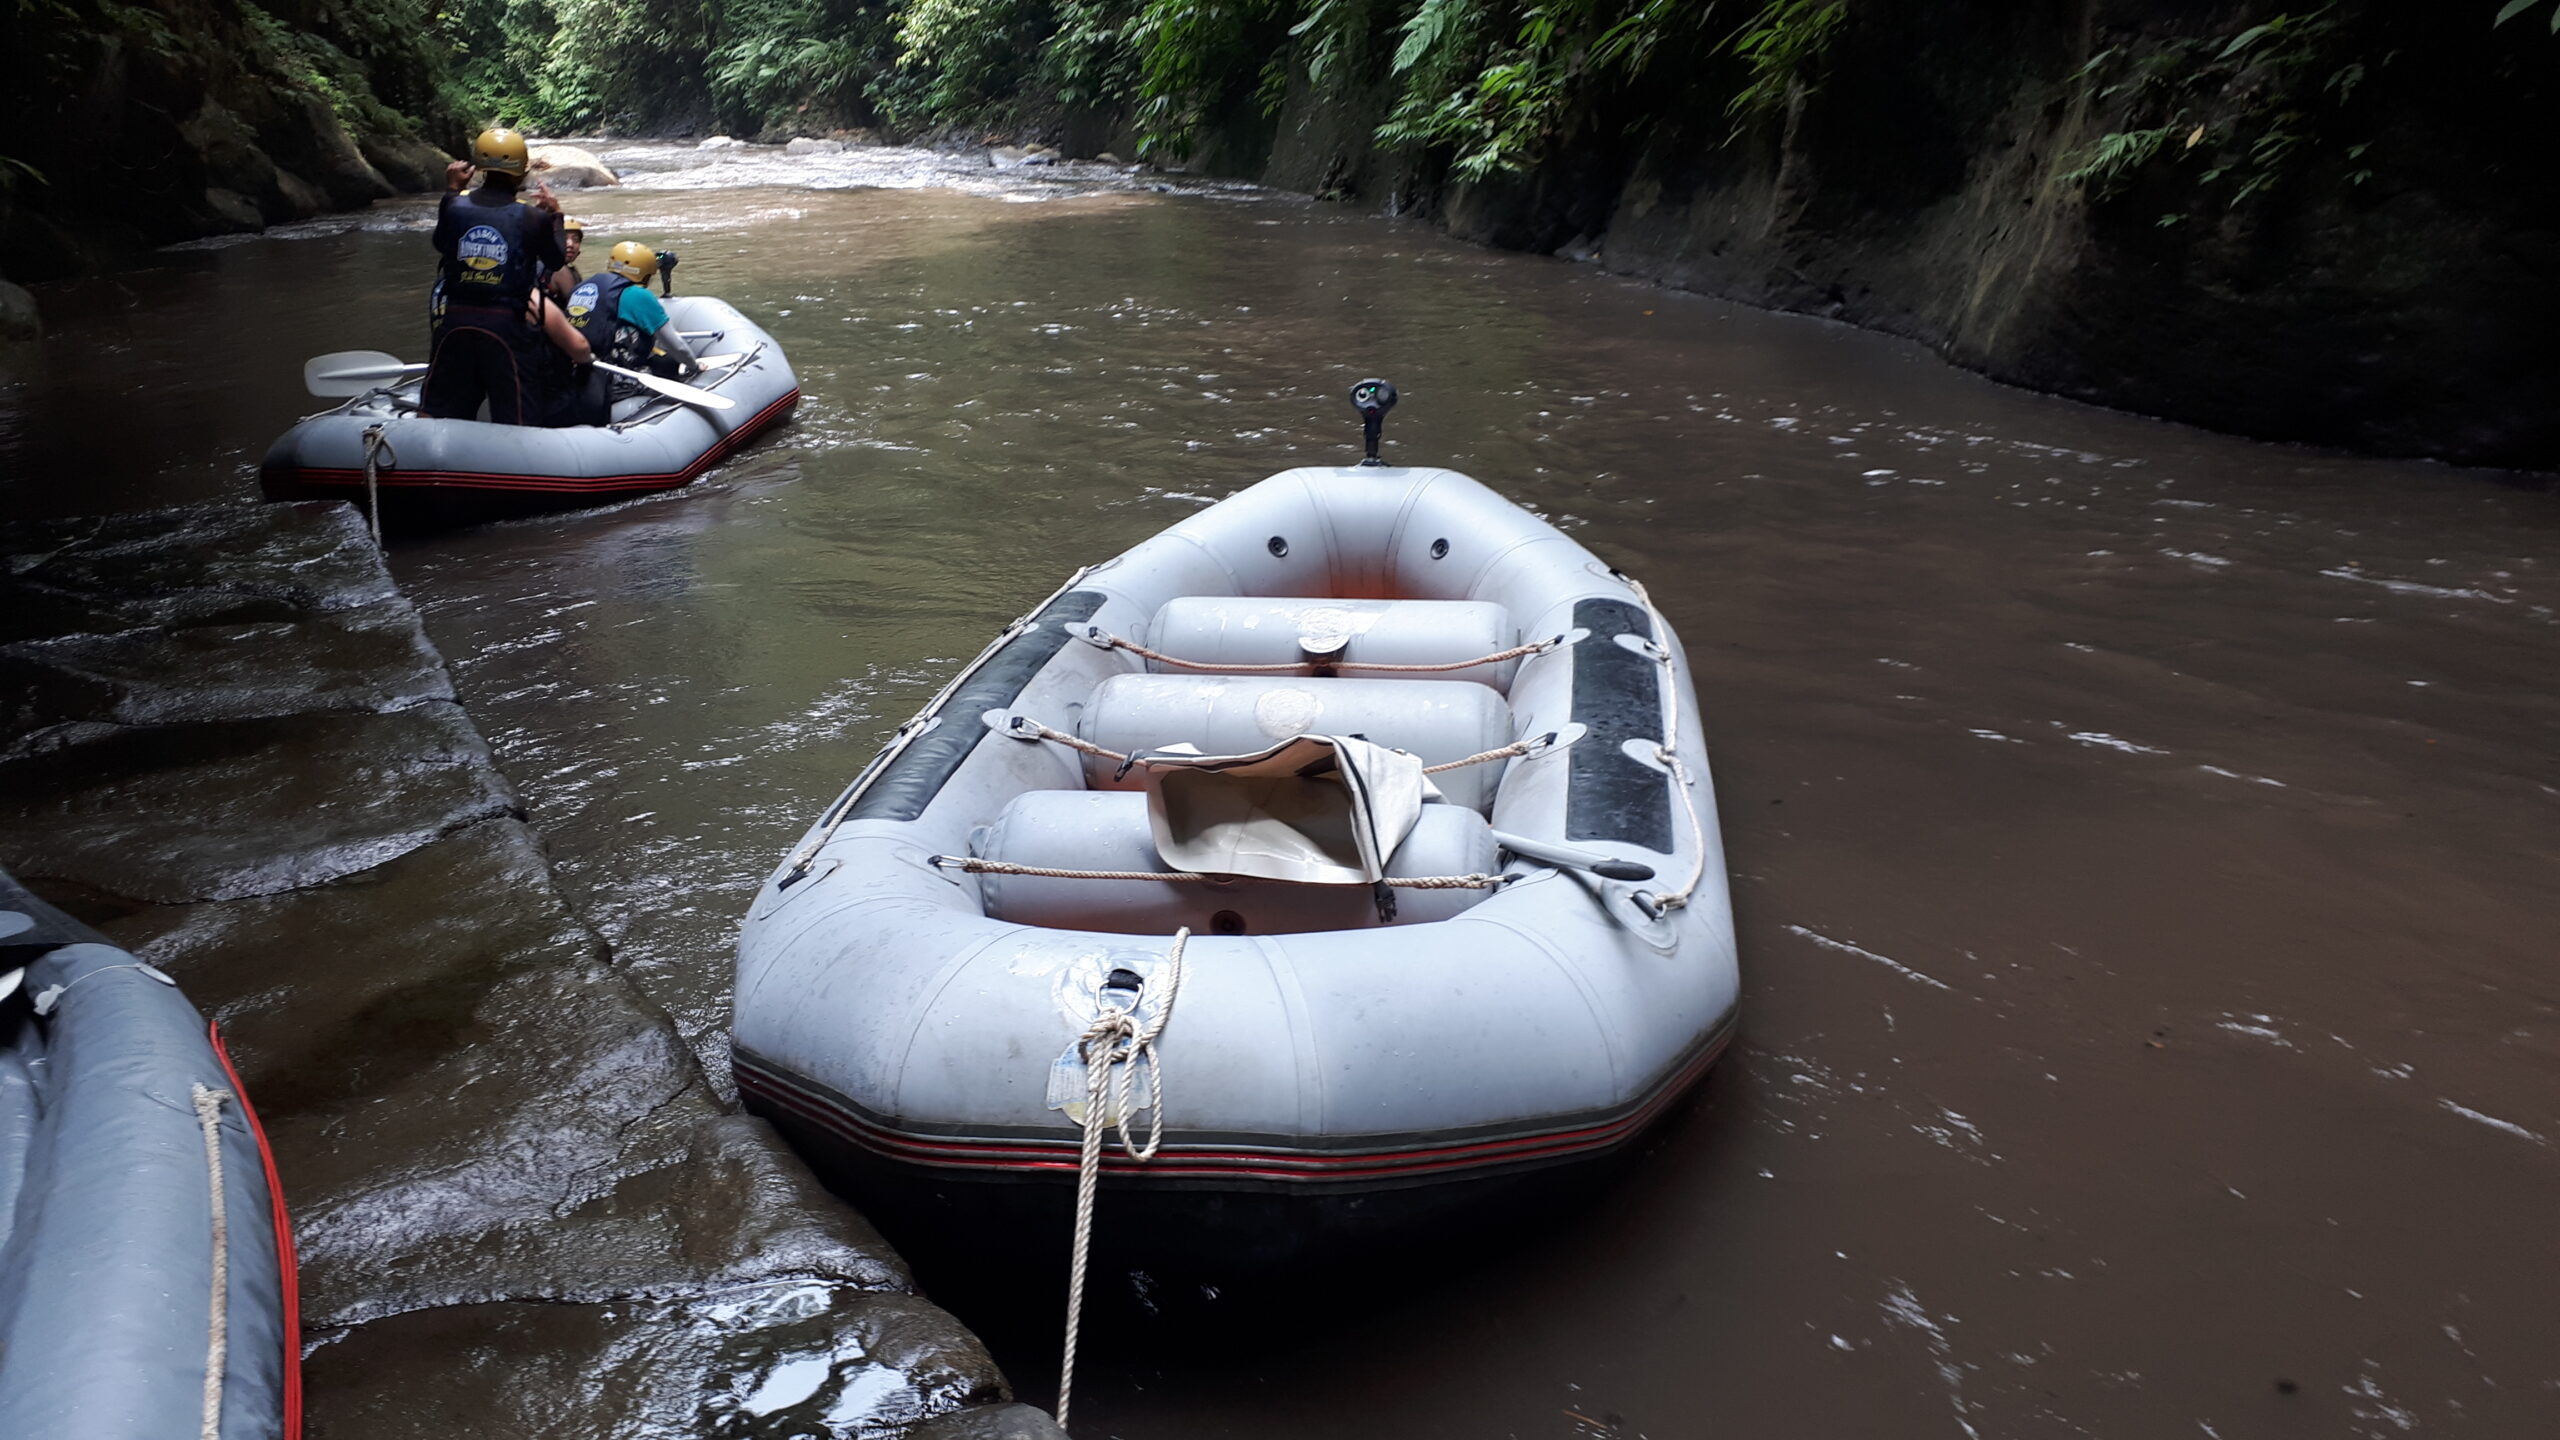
(422, 127, 570, 424)
(544, 217, 587, 304)
(563, 241, 702, 425)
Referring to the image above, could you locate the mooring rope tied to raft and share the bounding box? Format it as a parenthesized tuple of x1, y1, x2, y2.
(1080, 627, 1565, 674)
(931, 855, 1508, 890)
(192, 1082, 234, 1440)
(997, 714, 1560, 776)
(1055, 926, 1189, 1433)
(358, 423, 395, 546)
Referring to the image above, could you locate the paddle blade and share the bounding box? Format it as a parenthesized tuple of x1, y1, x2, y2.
(306, 351, 427, 397)
(593, 359, 736, 411)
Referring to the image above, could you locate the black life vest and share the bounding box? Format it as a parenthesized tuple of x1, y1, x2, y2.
(438, 194, 545, 316)
(565, 272, 654, 368)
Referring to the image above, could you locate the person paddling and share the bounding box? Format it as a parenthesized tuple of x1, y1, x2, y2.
(421, 128, 568, 425)
(564, 242, 701, 425)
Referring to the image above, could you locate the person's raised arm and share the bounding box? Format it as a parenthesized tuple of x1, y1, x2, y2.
(529, 188, 567, 272)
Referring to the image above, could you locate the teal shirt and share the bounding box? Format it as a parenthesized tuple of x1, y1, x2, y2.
(616, 284, 669, 338)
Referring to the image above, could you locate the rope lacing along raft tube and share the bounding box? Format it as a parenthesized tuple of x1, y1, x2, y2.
(1054, 927, 1189, 1433)
(191, 1083, 234, 1440)
(991, 713, 1567, 778)
(1075, 625, 1567, 675)
(1619, 574, 1711, 920)
(929, 855, 1509, 890)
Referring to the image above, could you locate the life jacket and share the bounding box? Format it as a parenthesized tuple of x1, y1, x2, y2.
(438, 194, 545, 316)
(565, 272, 655, 369)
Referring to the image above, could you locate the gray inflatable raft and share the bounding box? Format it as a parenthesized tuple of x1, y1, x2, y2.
(0, 869, 294, 1438)
(261, 295, 799, 527)
(735, 424, 1740, 1252)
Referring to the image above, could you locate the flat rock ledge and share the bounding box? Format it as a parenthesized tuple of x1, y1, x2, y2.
(0, 502, 1062, 1440)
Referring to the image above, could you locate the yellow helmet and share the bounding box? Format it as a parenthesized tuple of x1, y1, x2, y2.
(562, 216, 585, 235)
(606, 241, 657, 284)
(471, 128, 530, 177)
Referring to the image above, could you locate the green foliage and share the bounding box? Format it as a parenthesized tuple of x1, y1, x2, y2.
(243, 2, 427, 138)
(2060, 6, 2376, 211)
(885, 0, 1055, 124)
(1041, 0, 1147, 109)
(1722, 0, 1842, 121)
(1128, 0, 1286, 157)
(704, 0, 872, 124)
(2056, 123, 2178, 192)
(1369, 0, 1712, 182)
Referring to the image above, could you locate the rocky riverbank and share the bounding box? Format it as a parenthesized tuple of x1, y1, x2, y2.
(0, 1, 459, 283)
(0, 501, 1061, 1439)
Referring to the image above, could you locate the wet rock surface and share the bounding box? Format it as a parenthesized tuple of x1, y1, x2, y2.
(0, 501, 1028, 1436)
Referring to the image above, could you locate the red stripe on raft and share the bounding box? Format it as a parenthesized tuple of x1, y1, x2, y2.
(274, 388, 800, 497)
(210, 1021, 301, 1440)
(736, 1024, 1731, 1186)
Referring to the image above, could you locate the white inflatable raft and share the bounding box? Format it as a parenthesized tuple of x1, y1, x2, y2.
(736, 394, 1738, 1248)
(260, 295, 798, 527)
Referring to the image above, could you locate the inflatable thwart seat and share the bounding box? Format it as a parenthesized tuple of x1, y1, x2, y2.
(735, 396, 1739, 1256)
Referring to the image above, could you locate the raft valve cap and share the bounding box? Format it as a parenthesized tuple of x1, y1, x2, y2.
(1350, 378, 1398, 466)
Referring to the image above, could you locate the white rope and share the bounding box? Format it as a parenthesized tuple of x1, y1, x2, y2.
(998, 714, 1554, 776)
(1621, 576, 1710, 915)
(192, 1083, 233, 1440)
(1084, 628, 1562, 674)
(359, 423, 391, 546)
(1056, 927, 1189, 1432)
(934, 855, 1505, 890)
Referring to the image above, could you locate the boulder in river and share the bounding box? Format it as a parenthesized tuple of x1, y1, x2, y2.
(360, 134, 456, 193)
(200, 188, 266, 234)
(986, 145, 1062, 170)
(273, 169, 333, 220)
(0, 282, 38, 342)
(600, 148, 713, 173)
(784, 136, 846, 156)
(529, 144, 619, 189)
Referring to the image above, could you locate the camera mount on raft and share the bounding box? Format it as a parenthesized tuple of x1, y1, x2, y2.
(1350, 378, 1398, 467)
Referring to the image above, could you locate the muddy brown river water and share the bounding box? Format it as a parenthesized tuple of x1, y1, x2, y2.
(4, 141, 2557, 1438)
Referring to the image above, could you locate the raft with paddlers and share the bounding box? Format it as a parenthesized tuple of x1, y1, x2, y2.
(0, 868, 300, 1439)
(260, 294, 799, 529)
